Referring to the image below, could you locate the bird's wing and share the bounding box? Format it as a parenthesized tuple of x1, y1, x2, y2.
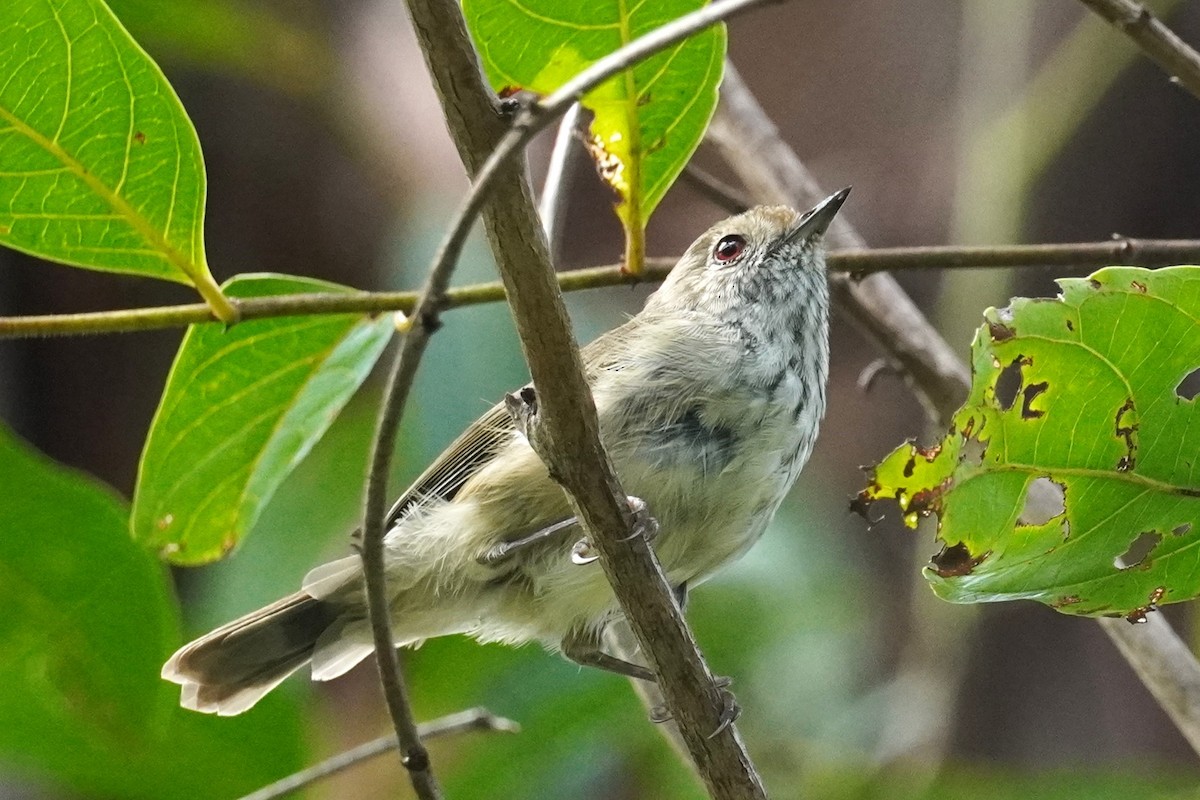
(385, 401, 515, 525)
(383, 317, 644, 526)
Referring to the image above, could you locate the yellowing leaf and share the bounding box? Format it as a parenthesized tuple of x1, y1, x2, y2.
(464, 0, 725, 272)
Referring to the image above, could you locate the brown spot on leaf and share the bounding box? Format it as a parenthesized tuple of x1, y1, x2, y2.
(498, 85, 524, 99)
(1114, 398, 1137, 471)
(1125, 607, 1152, 624)
(931, 542, 989, 578)
(908, 477, 954, 519)
(1065, 319, 1075, 332)
(1130, 280, 1147, 293)
(586, 133, 626, 197)
(915, 442, 942, 460)
(1124, 591, 1165, 624)
(134, 131, 146, 144)
(1173, 522, 1193, 537)
(156, 514, 174, 531)
(988, 321, 1015, 341)
(1051, 595, 1082, 608)
(1089, 278, 1103, 289)
(1020, 381, 1048, 419)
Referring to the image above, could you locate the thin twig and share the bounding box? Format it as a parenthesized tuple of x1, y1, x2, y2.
(539, 102, 583, 258)
(1076, 0, 1200, 101)
(358, 279, 459, 798)
(680, 163, 751, 213)
(237, 708, 519, 800)
(4, 238, 1199, 338)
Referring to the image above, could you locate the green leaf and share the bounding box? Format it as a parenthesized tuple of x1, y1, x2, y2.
(132, 274, 393, 565)
(0, 0, 234, 317)
(862, 266, 1200, 620)
(0, 424, 307, 799)
(463, 0, 725, 272)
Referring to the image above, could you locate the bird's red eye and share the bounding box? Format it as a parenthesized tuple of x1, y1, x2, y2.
(713, 234, 746, 263)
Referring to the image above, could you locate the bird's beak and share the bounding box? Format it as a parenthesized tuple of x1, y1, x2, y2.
(787, 187, 851, 243)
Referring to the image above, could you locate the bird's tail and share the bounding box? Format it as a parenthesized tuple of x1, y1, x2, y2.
(162, 590, 343, 716)
(164, 550, 482, 715)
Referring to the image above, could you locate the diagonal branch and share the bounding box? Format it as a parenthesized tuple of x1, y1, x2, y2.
(1075, 0, 1200, 101)
(709, 56, 1200, 762)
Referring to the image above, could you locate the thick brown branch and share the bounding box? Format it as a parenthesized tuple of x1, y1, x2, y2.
(404, 1, 770, 796)
(1076, 0, 1200, 101)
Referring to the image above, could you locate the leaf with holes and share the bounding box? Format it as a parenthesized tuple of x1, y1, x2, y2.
(462, 0, 724, 273)
(132, 274, 393, 565)
(0, 0, 233, 317)
(860, 266, 1200, 621)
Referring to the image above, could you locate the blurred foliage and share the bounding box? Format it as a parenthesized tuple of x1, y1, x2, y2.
(0, 424, 306, 799)
(864, 267, 1200, 617)
(106, 0, 333, 100)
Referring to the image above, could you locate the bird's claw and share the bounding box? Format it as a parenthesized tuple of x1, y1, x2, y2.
(646, 676, 739, 738)
(571, 496, 658, 564)
(620, 495, 659, 543)
(708, 686, 741, 739)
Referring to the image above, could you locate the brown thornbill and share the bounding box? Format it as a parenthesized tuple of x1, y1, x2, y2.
(163, 188, 850, 715)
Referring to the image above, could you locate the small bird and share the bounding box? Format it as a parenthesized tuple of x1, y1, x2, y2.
(164, 188, 849, 715)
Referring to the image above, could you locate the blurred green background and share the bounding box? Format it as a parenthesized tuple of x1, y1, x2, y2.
(3, 0, 1200, 797)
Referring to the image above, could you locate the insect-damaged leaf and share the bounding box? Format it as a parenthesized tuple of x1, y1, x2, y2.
(861, 266, 1200, 621)
(132, 274, 393, 565)
(462, 0, 725, 273)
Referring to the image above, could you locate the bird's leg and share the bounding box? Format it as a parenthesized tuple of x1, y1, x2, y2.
(477, 517, 579, 566)
(570, 496, 659, 564)
(560, 627, 657, 682)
